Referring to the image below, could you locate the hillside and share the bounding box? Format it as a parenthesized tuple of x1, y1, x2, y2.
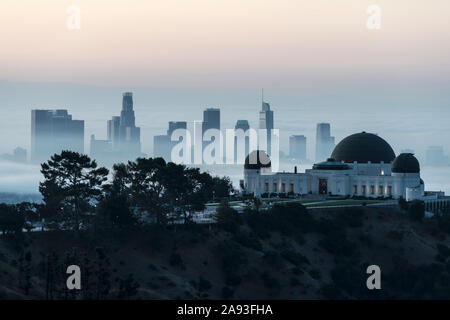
(1, 204, 450, 299)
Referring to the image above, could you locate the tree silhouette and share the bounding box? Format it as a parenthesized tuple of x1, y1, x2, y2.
(108, 157, 234, 225)
(39, 151, 109, 231)
(120, 157, 169, 224)
(0, 203, 24, 236)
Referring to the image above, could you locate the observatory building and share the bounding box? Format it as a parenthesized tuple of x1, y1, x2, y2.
(244, 132, 430, 201)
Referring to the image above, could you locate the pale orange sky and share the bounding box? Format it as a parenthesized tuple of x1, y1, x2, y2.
(0, 0, 449, 87)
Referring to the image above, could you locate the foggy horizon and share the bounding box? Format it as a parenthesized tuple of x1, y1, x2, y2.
(1, 79, 449, 157)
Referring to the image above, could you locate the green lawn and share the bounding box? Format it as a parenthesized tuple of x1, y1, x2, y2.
(304, 200, 381, 207)
(205, 198, 385, 209)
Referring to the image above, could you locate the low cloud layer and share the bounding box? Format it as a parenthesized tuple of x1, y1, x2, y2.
(0, 161, 41, 193)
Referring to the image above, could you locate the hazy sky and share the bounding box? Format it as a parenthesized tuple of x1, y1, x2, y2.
(0, 0, 449, 158)
(1, 0, 449, 87)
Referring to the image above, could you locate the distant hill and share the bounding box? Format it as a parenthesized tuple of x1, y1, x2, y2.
(0, 204, 450, 299)
(0, 193, 42, 205)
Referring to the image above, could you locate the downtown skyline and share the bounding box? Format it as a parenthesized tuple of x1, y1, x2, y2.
(0, 87, 449, 166)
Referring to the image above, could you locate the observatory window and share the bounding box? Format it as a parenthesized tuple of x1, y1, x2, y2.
(281, 183, 286, 193)
(362, 185, 366, 195)
(379, 185, 383, 195)
(290, 183, 294, 193)
(264, 183, 269, 192)
(370, 185, 375, 195)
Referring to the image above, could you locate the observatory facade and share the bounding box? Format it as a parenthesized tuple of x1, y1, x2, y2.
(244, 132, 427, 201)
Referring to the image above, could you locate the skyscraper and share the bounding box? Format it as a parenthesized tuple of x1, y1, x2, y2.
(90, 135, 112, 162)
(91, 93, 142, 163)
(153, 121, 188, 161)
(202, 108, 220, 133)
(259, 100, 274, 155)
(118, 92, 141, 156)
(107, 116, 120, 149)
(234, 120, 250, 163)
(202, 108, 220, 161)
(315, 123, 335, 162)
(168, 121, 188, 161)
(289, 135, 307, 160)
(168, 121, 187, 137)
(153, 135, 171, 160)
(235, 120, 250, 132)
(31, 109, 84, 163)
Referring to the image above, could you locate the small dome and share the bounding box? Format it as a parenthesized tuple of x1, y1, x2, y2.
(392, 153, 420, 173)
(244, 150, 271, 170)
(331, 132, 395, 163)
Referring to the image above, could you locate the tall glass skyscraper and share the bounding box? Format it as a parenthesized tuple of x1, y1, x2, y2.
(202, 108, 220, 133)
(118, 92, 141, 156)
(289, 135, 307, 160)
(31, 109, 84, 163)
(202, 108, 220, 162)
(259, 101, 274, 155)
(107, 116, 120, 149)
(235, 120, 250, 163)
(315, 123, 335, 162)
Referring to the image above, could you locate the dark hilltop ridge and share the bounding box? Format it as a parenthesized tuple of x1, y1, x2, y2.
(1, 202, 450, 300)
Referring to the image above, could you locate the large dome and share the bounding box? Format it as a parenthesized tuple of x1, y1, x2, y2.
(244, 150, 271, 170)
(330, 132, 396, 164)
(392, 153, 420, 173)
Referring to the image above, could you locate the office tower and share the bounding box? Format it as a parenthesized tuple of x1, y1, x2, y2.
(118, 92, 141, 156)
(153, 135, 171, 160)
(167, 121, 187, 161)
(107, 116, 120, 149)
(234, 120, 250, 163)
(90, 135, 113, 162)
(259, 101, 274, 155)
(235, 120, 250, 132)
(289, 135, 307, 160)
(315, 123, 335, 162)
(168, 121, 187, 137)
(202, 108, 220, 133)
(31, 109, 84, 163)
(202, 108, 220, 161)
(90, 93, 142, 163)
(426, 146, 449, 166)
(153, 121, 188, 161)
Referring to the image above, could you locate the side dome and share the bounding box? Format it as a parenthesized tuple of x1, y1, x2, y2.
(392, 153, 420, 173)
(330, 132, 395, 163)
(244, 150, 271, 170)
